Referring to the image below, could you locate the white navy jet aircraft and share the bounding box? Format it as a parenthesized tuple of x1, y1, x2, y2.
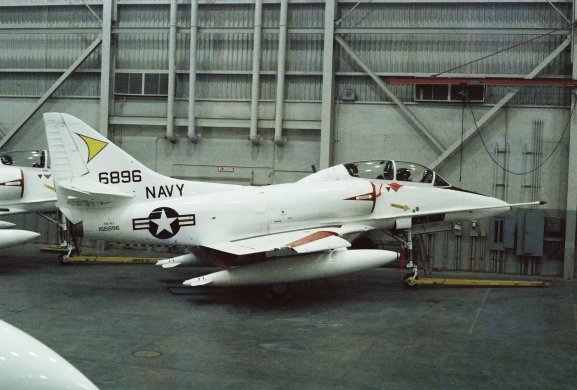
(43, 113, 543, 287)
(0, 150, 56, 249)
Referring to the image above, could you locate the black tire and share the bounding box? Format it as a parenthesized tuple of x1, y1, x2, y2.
(403, 273, 417, 289)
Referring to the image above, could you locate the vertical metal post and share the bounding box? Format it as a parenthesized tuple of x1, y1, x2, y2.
(166, 0, 178, 143)
(273, 0, 288, 146)
(187, 0, 199, 142)
(99, 0, 113, 137)
(563, 1, 577, 279)
(249, 0, 263, 146)
(319, 0, 337, 169)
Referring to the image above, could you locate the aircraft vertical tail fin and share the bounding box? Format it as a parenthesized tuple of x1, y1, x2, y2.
(44, 113, 155, 183)
(44, 114, 90, 180)
(43, 113, 238, 203)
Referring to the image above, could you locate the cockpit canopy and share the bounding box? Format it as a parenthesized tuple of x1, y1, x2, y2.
(0, 150, 48, 169)
(343, 160, 450, 186)
(300, 160, 451, 187)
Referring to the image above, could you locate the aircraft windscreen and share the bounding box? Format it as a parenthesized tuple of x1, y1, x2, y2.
(0, 150, 47, 168)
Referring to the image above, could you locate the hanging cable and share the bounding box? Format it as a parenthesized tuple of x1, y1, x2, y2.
(468, 98, 577, 176)
(433, 22, 573, 77)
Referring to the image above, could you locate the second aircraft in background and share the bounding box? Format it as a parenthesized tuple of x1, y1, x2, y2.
(0, 150, 56, 249)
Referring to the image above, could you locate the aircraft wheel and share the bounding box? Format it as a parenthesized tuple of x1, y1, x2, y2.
(403, 273, 417, 289)
(58, 253, 71, 265)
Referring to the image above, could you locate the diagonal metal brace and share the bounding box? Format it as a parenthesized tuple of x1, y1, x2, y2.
(335, 35, 445, 154)
(429, 36, 571, 170)
(0, 35, 103, 149)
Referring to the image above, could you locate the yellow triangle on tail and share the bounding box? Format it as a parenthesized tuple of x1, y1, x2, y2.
(77, 134, 108, 163)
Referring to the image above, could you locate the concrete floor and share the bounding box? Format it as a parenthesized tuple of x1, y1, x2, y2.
(1, 244, 576, 389)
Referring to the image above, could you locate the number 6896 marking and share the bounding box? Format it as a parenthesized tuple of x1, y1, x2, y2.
(98, 170, 142, 184)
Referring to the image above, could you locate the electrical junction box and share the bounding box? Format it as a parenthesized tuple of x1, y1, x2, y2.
(490, 215, 515, 251)
(516, 209, 544, 257)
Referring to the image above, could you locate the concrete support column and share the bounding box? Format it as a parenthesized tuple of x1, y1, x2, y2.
(99, 0, 113, 137)
(187, 0, 199, 142)
(273, 0, 288, 146)
(166, 0, 178, 143)
(319, 0, 337, 169)
(249, 0, 263, 146)
(563, 1, 577, 279)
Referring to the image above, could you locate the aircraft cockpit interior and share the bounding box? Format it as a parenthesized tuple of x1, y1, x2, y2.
(343, 160, 450, 186)
(0, 150, 48, 169)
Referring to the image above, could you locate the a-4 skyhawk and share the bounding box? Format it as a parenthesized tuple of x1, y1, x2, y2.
(43, 113, 544, 287)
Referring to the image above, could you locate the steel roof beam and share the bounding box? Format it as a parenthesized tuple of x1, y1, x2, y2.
(386, 77, 577, 87)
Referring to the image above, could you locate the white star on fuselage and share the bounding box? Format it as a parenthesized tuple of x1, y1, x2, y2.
(151, 209, 177, 235)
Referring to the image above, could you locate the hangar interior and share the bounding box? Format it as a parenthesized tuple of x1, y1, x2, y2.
(0, 0, 576, 280)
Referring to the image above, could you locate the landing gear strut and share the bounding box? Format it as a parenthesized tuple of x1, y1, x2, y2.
(402, 227, 419, 288)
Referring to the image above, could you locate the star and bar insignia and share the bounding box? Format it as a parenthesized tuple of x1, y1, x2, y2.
(132, 207, 196, 239)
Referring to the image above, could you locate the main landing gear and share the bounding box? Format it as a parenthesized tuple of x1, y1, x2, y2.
(397, 226, 550, 289)
(400, 227, 420, 289)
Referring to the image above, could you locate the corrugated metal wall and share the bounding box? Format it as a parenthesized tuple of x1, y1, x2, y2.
(0, 5, 101, 97)
(0, 1, 571, 105)
(336, 2, 567, 29)
(335, 2, 571, 105)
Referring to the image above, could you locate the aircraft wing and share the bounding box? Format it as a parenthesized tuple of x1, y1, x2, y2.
(203, 227, 357, 256)
(202, 201, 542, 257)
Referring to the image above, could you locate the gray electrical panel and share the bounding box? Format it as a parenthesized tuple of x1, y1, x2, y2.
(503, 215, 516, 249)
(516, 209, 544, 257)
(491, 215, 516, 251)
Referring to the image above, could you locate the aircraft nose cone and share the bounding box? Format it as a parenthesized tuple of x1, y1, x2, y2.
(475, 195, 511, 220)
